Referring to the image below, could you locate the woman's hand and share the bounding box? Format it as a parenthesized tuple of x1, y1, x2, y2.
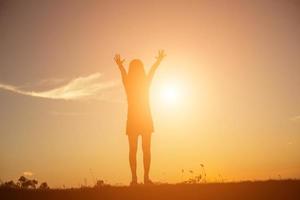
(148, 50, 166, 81)
(114, 54, 125, 66)
(155, 50, 166, 63)
(114, 54, 127, 80)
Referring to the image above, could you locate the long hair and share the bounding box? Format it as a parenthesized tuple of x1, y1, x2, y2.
(127, 59, 146, 85)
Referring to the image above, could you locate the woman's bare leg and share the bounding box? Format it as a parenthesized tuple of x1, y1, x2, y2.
(128, 134, 138, 184)
(142, 133, 152, 183)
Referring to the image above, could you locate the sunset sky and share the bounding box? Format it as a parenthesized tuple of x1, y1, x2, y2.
(0, 0, 300, 187)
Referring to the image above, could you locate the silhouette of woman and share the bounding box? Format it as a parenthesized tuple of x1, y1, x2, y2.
(114, 50, 166, 185)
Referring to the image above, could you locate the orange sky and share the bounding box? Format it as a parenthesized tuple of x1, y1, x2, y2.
(0, 0, 300, 187)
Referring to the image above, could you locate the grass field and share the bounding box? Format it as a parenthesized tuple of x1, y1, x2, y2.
(1, 180, 300, 200)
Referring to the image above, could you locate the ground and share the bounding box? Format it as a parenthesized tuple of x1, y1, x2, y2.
(1, 180, 300, 200)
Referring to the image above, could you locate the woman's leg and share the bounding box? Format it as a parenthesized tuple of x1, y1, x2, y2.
(142, 133, 152, 183)
(128, 134, 138, 184)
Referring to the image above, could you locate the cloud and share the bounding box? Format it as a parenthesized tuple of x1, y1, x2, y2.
(0, 73, 117, 100)
(49, 111, 90, 116)
(290, 115, 300, 122)
(23, 171, 33, 177)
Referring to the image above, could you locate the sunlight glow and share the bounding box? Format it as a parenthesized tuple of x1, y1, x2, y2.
(160, 83, 181, 106)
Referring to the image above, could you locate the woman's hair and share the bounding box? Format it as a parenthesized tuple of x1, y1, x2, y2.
(127, 59, 146, 83)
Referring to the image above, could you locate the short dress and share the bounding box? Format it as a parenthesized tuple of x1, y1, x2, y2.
(123, 78, 154, 135)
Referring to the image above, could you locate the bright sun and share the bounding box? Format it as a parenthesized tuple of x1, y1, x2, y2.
(160, 84, 181, 105)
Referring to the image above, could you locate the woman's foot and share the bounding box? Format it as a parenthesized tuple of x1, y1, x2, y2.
(130, 180, 138, 186)
(144, 178, 154, 185)
(130, 176, 138, 186)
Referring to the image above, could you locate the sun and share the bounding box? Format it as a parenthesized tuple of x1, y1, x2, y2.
(160, 83, 181, 105)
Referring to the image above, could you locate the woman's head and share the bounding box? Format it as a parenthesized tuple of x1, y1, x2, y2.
(128, 59, 146, 81)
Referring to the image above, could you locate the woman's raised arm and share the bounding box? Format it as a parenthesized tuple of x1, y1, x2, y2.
(114, 54, 127, 84)
(148, 50, 166, 82)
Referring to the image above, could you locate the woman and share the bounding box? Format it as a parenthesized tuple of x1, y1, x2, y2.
(114, 50, 166, 185)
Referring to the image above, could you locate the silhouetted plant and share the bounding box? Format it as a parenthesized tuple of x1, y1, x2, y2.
(18, 176, 38, 189)
(0, 180, 19, 189)
(195, 175, 202, 183)
(200, 164, 207, 183)
(39, 182, 50, 190)
(94, 180, 105, 188)
(180, 164, 208, 184)
(218, 174, 224, 182)
(18, 176, 26, 183)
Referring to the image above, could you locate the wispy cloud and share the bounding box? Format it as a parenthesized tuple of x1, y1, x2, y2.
(0, 73, 117, 100)
(23, 171, 33, 177)
(49, 111, 91, 116)
(290, 115, 300, 122)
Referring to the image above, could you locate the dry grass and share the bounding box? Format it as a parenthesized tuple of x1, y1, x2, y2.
(1, 180, 300, 200)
